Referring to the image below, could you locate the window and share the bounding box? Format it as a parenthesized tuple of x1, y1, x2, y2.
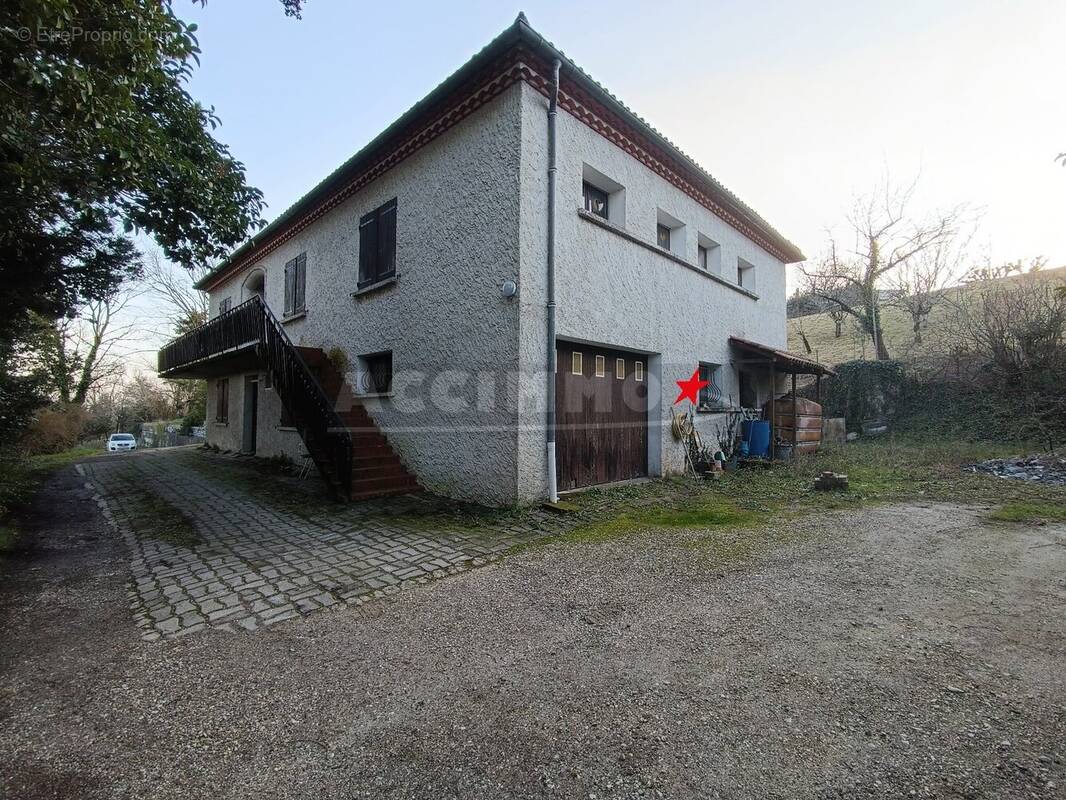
(634, 361, 644, 382)
(571, 351, 583, 375)
(358, 198, 398, 288)
(284, 253, 307, 316)
(218, 296, 232, 315)
(595, 354, 606, 377)
(656, 208, 684, 254)
(697, 234, 721, 274)
(656, 224, 671, 251)
(582, 164, 625, 225)
(363, 351, 393, 394)
(582, 181, 609, 219)
(698, 363, 725, 411)
(215, 378, 229, 423)
(615, 358, 625, 380)
(737, 257, 755, 289)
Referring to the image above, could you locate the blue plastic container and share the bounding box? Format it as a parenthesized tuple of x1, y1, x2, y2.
(740, 420, 771, 458)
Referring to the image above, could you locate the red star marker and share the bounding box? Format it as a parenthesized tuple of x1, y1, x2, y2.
(674, 367, 708, 406)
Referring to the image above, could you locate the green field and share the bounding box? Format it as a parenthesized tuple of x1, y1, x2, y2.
(788, 265, 1066, 366)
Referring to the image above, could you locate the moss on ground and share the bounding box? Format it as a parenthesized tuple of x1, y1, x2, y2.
(118, 483, 202, 549)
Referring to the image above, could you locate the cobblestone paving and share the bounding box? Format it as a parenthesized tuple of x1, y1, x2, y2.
(80, 449, 579, 641)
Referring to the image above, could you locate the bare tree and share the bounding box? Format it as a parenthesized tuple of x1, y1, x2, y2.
(891, 234, 969, 345)
(142, 250, 212, 336)
(38, 285, 141, 405)
(802, 179, 967, 360)
(827, 307, 847, 338)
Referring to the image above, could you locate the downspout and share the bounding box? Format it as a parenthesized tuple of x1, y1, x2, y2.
(545, 58, 562, 503)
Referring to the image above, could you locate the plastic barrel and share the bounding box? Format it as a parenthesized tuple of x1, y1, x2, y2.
(741, 420, 771, 457)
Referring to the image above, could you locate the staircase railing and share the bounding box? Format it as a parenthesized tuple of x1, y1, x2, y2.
(158, 296, 353, 500)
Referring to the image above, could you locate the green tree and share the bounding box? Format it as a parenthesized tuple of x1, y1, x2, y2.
(0, 0, 302, 442)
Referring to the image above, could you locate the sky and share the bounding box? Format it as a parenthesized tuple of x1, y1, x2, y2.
(126, 0, 1066, 371)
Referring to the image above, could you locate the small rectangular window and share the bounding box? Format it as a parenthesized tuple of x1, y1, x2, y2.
(595, 354, 606, 377)
(698, 363, 724, 410)
(698, 235, 721, 274)
(738, 257, 755, 289)
(635, 361, 644, 382)
(571, 351, 583, 376)
(215, 378, 229, 423)
(615, 358, 625, 379)
(363, 351, 393, 394)
(358, 199, 398, 288)
(656, 224, 671, 250)
(582, 181, 609, 219)
(219, 296, 232, 315)
(284, 253, 307, 315)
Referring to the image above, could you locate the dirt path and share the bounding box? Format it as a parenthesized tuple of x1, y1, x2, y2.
(1, 470, 1064, 799)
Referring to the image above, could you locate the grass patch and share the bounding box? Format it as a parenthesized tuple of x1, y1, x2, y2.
(988, 502, 1066, 524)
(517, 436, 1066, 560)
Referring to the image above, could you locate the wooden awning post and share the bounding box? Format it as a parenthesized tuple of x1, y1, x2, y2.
(769, 358, 776, 460)
(791, 371, 798, 450)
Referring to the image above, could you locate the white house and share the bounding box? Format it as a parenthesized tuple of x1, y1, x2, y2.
(159, 15, 829, 506)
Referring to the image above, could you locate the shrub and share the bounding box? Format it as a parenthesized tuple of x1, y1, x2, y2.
(23, 403, 87, 455)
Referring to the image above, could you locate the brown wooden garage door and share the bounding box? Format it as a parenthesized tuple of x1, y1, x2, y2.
(556, 343, 648, 490)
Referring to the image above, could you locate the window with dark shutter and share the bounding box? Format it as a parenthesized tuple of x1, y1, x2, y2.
(219, 296, 232, 315)
(294, 253, 306, 313)
(358, 199, 398, 288)
(284, 253, 307, 316)
(215, 378, 229, 423)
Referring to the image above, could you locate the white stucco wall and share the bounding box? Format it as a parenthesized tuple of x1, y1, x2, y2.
(203, 78, 793, 507)
(206, 84, 525, 505)
(516, 82, 790, 501)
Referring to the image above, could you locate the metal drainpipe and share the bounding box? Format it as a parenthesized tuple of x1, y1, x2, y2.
(545, 59, 562, 503)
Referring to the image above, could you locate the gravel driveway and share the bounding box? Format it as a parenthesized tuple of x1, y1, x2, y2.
(1, 466, 1064, 799)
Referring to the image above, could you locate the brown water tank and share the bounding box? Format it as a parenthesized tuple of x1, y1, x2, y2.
(763, 394, 823, 455)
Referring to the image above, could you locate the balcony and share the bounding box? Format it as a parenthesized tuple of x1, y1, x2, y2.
(158, 298, 266, 379)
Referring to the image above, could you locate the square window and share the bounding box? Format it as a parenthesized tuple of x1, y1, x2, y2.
(615, 358, 625, 379)
(582, 165, 625, 225)
(571, 351, 583, 375)
(595, 355, 606, 377)
(656, 224, 671, 250)
(582, 182, 609, 219)
(635, 361, 644, 382)
(363, 351, 393, 394)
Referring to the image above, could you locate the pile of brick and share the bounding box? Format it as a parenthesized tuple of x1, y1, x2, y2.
(814, 471, 849, 491)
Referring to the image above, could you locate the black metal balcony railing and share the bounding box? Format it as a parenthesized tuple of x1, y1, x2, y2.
(158, 296, 353, 500)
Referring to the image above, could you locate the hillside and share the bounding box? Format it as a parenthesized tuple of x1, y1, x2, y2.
(787, 266, 1066, 366)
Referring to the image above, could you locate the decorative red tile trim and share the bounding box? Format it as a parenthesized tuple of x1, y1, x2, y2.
(203, 50, 793, 291)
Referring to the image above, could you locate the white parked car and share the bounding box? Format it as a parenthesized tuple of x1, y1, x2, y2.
(107, 433, 137, 452)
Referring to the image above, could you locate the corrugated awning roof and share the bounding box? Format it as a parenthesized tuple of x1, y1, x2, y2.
(729, 336, 836, 376)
